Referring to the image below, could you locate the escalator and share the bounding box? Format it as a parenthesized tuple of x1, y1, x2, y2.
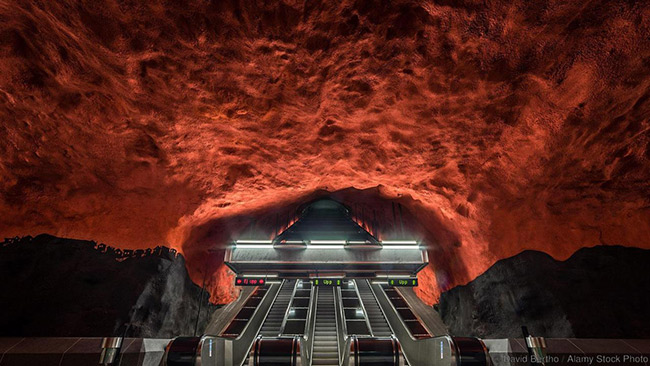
(259, 280, 296, 336)
(355, 279, 392, 337)
(167, 276, 490, 366)
(311, 287, 339, 365)
(242, 280, 296, 366)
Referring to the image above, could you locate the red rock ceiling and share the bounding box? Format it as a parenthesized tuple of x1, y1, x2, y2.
(1, 0, 649, 304)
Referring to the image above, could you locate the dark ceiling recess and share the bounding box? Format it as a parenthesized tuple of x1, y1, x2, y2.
(274, 198, 380, 243)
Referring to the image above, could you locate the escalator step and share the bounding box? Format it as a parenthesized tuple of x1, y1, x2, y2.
(314, 349, 338, 353)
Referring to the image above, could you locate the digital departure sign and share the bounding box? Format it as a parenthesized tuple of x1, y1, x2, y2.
(235, 277, 266, 286)
(388, 278, 418, 287)
(312, 278, 342, 286)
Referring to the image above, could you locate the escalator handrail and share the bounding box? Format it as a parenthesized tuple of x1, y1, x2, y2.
(353, 279, 379, 337)
(370, 282, 420, 342)
(231, 282, 282, 366)
(360, 280, 398, 337)
(303, 281, 317, 362)
(369, 281, 427, 366)
(214, 286, 259, 336)
(393, 286, 434, 337)
(367, 282, 492, 366)
(307, 286, 319, 366)
(234, 282, 282, 341)
(304, 281, 317, 341)
(279, 280, 300, 335)
(334, 286, 347, 365)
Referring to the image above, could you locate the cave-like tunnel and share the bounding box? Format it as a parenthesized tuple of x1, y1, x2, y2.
(1, 1, 650, 365)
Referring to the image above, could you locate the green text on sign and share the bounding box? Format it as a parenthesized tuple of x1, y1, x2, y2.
(388, 278, 418, 287)
(313, 278, 342, 286)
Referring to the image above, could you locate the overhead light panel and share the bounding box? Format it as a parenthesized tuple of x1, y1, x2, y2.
(381, 245, 424, 250)
(309, 240, 347, 245)
(381, 240, 419, 245)
(234, 244, 274, 249)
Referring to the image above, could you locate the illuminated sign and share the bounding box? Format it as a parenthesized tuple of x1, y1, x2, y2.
(312, 278, 342, 286)
(388, 278, 418, 287)
(235, 277, 266, 286)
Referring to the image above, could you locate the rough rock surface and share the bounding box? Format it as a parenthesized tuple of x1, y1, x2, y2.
(439, 246, 650, 338)
(0, 234, 217, 337)
(1, 1, 649, 304)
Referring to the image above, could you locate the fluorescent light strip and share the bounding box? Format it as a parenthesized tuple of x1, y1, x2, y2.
(347, 241, 368, 244)
(233, 245, 420, 250)
(234, 244, 345, 249)
(242, 274, 278, 277)
(309, 240, 347, 245)
(381, 245, 424, 250)
(283, 240, 305, 244)
(236, 239, 273, 244)
(234, 244, 274, 249)
(381, 240, 418, 245)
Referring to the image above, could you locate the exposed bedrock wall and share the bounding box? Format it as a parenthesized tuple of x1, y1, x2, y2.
(173, 186, 650, 305)
(1, 1, 649, 305)
(0, 235, 217, 337)
(440, 246, 650, 338)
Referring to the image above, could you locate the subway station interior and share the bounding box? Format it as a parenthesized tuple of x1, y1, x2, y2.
(192, 198, 484, 366)
(157, 199, 648, 366)
(2, 1, 650, 365)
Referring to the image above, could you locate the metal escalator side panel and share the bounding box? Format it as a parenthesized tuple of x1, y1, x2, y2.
(307, 286, 319, 366)
(279, 280, 301, 335)
(169, 283, 282, 366)
(353, 280, 392, 337)
(381, 286, 431, 339)
(260, 280, 297, 337)
(216, 286, 266, 337)
(368, 281, 425, 366)
(334, 285, 348, 338)
(368, 282, 493, 366)
(241, 280, 295, 366)
(302, 280, 318, 363)
(349, 280, 374, 337)
(311, 287, 341, 366)
(231, 282, 283, 366)
(334, 285, 347, 363)
(393, 286, 445, 336)
(221, 285, 278, 339)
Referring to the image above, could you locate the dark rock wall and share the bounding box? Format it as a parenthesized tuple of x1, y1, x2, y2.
(439, 246, 650, 338)
(0, 234, 217, 338)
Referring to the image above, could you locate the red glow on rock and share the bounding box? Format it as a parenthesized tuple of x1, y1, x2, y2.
(1, 1, 649, 305)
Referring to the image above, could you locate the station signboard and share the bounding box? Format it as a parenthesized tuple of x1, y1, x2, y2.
(312, 278, 342, 286)
(235, 277, 266, 286)
(388, 278, 418, 287)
